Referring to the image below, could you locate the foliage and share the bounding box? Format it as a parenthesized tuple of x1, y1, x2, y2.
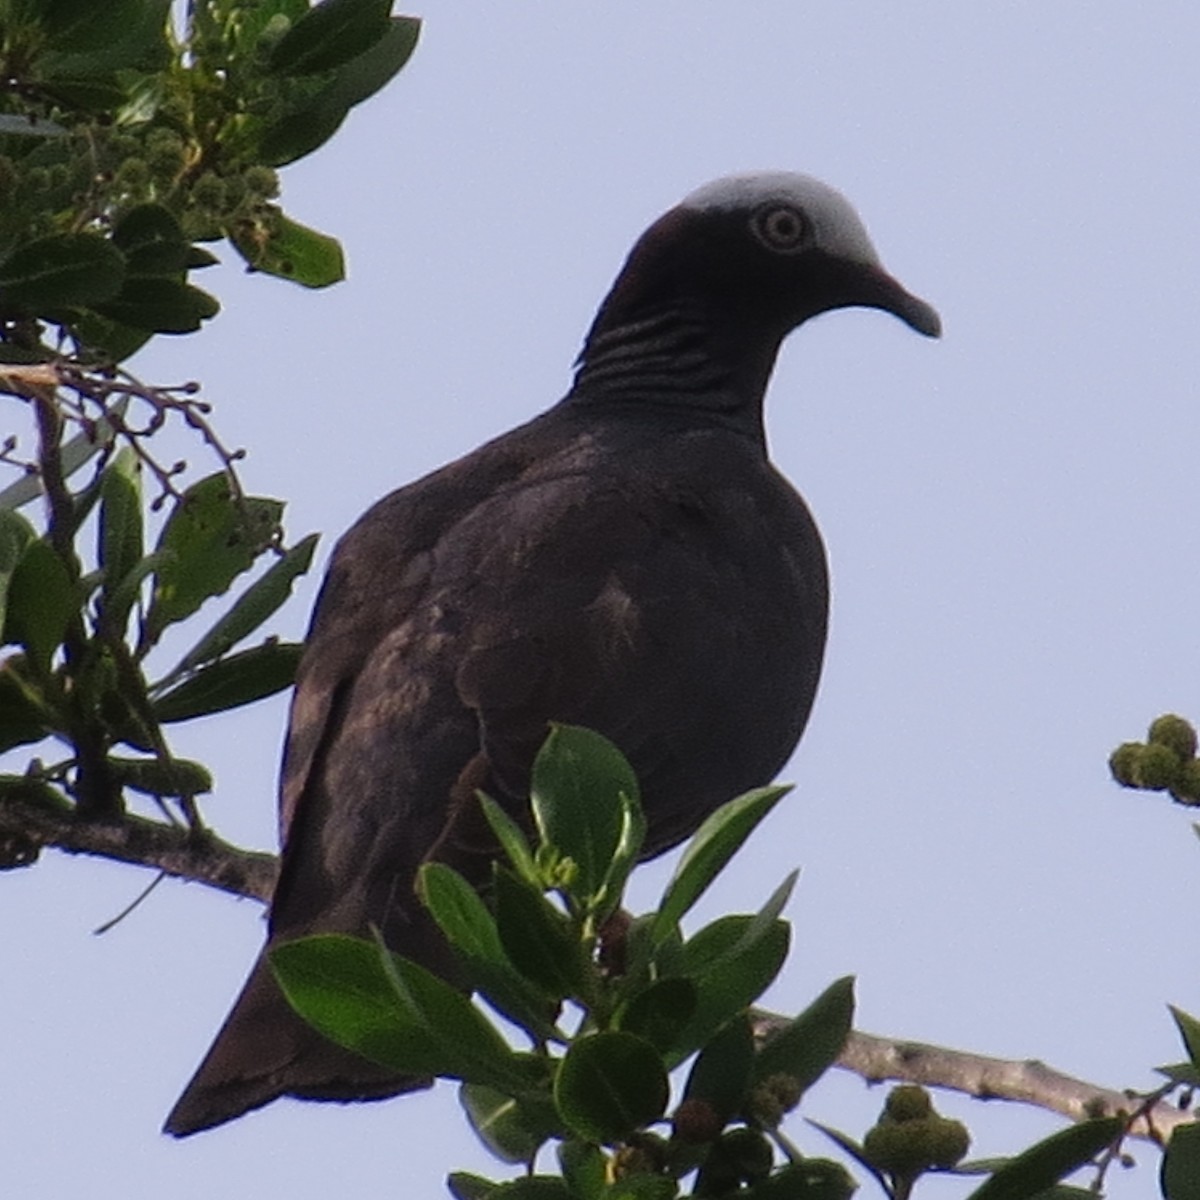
(0, 0, 419, 837)
(272, 726, 1148, 1200)
(0, 0, 420, 363)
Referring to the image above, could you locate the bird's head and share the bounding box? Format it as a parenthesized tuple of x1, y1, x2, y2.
(575, 172, 939, 413)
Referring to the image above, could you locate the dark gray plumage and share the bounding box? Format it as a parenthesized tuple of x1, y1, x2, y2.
(165, 172, 939, 1136)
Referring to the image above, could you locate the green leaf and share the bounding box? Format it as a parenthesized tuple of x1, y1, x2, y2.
(670, 915, 791, 1064)
(325, 14, 420, 108)
(555, 1031, 669, 1144)
(491, 1181, 574, 1200)
(0, 509, 37, 633)
(752, 977, 854, 1097)
(448, 1172, 502, 1200)
(95, 276, 219, 332)
(495, 866, 584, 1001)
(39, 0, 150, 52)
(558, 1140, 607, 1200)
(964, 1118, 1123, 1200)
(162, 533, 317, 682)
(460, 1082, 558, 1165)
(271, 934, 531, 1090)
(1163, 1122, 1200, 1200)
(0, 655, 53, 752)
(145, 474, 282, 643)
(653, 786, 789, 944)
(531, 724, 641, 907)
(98, 447, 142, 631)
(268, 0, 392, 76)
(743, 1160, 855, 1200)
(0, 233, 124, 310)
(480, 794, 538, 883)
(683, 1012, 755, 1127)
(418, 861, 559, 1037)
(614, 977, 697, 1054)
(36, 0, 171, 75)
(258, 17, 420, 166)
(1171, 1006, 1200, 1070)
(3, 539, 76, 668)
(151, 641, 303, 722)
(112, 204, 191, 277)
(33, 77, 127, 112)
(230, 211, 345, 288)
(109, 755, 212, 798)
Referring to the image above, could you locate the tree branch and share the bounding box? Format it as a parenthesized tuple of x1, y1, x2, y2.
(3, 790, 1194, 1145)
(0, 782, 277, 901)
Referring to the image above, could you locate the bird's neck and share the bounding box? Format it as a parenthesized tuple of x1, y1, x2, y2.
(566, 298, 780, 440)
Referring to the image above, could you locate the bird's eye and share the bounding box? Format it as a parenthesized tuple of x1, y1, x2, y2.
(750, 204, 811, 253)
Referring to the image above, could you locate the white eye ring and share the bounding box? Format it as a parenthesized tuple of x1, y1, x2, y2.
(750, 204, 811, 253)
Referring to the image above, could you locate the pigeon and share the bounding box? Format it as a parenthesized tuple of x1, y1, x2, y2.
(165, 171, 939, 1136)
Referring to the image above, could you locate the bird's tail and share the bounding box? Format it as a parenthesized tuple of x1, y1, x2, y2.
(163, 949, 426, 1137)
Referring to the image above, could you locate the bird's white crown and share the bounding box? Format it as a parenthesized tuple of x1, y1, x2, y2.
(681, 172, 882, 268)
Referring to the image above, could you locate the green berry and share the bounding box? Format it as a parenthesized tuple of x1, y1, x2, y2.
(1148, 714, 1197, 761)
(1171, 759, 1200, 806)
(883, 1084, 933, 1122)
(1133, 742, 1182, 790)
(1109, 742, 1143, 788)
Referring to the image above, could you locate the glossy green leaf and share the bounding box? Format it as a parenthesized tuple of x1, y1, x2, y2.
(3, 539, 76, 668)
(271, 934, 530, 1090)
(1163, 1122, 1200, 1200)
(460, 1083, 557, 1165)
(0, 656, 53, 752)
(1171, 1006, 1200, 1070)
(162, 533, 317, 682)
(495, 867, 584, 1000)
(531, 724, 640, 905)
(683, 1012, 755, 1126)
(0, 509, 37, 633)
(151, 640, 303, 722)
(752, 976, 854, 1096)
(558, 1140, 607, 1200)
(112, 204, 191, 277)
(258, 17, 420, 166)
(670, 916, 791, 1064)
(555, 1031, 668, 1144)
(448, 1171, 499, 1200)
(1158, 1061, 1200, 1087)
(604, 1178, 677, 1200)
(491, 1180, 574, 1200)
(325, 15, 420, 107)
(418, 861, 558, 1036)
(98, 447, 142, 631)
(743, 1160, 856, 1200)
(448, 1173, 501, 1200)
(480, 794, 538, 883)
(230, 212, 345, 288)
(39, 0, 148, 52)
(95, 276, 219, 332)
(420, 862, 505, 962)
(964, 1118, 1123, 1200)
(145, 473, 282, 642)
(0, 233, 124, 309)
(36, 0, 171, 75)
(33, 77, 127, 112)
(653, 785, 789, 944)
(69, 308, 153, 363)
(110, 754, 212, 798)
(268, 0, 391, 76)
(615, 977, 697, 1054)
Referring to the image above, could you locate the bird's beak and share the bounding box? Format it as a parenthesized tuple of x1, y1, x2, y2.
(862, 264, 942, 338)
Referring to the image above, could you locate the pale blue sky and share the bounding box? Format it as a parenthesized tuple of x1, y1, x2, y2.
(6, 5, 1200, 1197)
